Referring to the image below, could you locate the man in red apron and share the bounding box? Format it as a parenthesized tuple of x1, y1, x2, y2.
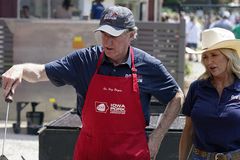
(2, 5, 183, 160)
(73, 48, 150, 159)
(73, 6, 152, 159)
(74, 6, 183, 160)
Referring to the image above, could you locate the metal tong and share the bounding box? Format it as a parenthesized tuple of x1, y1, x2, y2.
(0, 92, 25, 160)
(0, 93, 12, 160)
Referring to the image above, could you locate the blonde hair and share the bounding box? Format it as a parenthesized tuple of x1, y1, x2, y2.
(198, 48, 240, 80)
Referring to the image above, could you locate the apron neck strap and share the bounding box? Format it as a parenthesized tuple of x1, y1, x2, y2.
(130, 47, 138, 92)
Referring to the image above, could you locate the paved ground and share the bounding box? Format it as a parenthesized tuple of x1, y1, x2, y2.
(0, 121, 38, 160)
(0, 60, 205, 160)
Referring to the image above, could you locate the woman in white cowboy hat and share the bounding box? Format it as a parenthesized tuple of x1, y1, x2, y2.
(179, 27, 240, 160)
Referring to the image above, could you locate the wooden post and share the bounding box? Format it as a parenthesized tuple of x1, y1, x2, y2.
(148, 0, 154, 21)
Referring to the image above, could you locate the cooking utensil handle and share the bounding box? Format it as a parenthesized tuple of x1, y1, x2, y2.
(5, 91, 13, 103)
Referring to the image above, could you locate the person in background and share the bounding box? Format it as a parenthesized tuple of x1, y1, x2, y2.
(2, 6, 183, 160)
(20, 5, 31, 18)
(232, 16, 240, 39)
(210, 11, 233, 31)
(233, 24, 240, 39)
(90, 0, 105, 19)
(185, 15, 202, 61)
(179, 28, 240, 160)
(53, 0, 73, 19)
(20, 5, 37, 19)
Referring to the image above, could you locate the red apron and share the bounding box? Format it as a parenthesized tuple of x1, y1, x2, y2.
(73, 47, 150, 160)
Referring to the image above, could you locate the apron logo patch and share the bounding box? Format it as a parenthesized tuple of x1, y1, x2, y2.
(110, 104, 126, 114)
(95, 102, 126, 114)
(95, 101, 109, 113)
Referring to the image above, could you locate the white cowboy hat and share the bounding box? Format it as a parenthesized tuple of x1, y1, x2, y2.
(186, 27, 240, 56)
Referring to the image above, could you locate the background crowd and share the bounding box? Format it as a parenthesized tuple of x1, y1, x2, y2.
(159, 8, 240, 61)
